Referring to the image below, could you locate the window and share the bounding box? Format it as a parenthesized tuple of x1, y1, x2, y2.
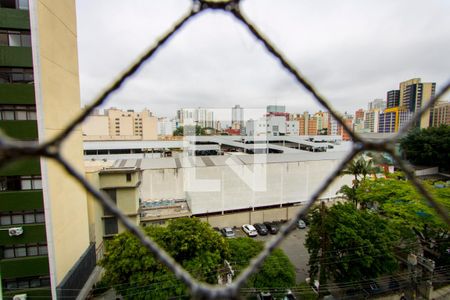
(0, 210, 45, 225)
(0, 105, 37, 121)
(104, 217, 118, 235)
(0, 30, 31, 47)
(126, 173, 132, 182)
(3, 276, 50, 291)
(0, 67, 34, 83)
(2, 243, 48, 259)
(0, 0, 29, 9)
(102, 189, 117, 215)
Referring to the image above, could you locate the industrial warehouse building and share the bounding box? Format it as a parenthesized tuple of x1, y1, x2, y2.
(86, 151, 353, 235)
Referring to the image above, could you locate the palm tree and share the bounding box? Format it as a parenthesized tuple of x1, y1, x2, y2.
(340, 155, 378, 207)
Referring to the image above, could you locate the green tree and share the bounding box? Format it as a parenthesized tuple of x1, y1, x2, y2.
(173, 125, 206, 136)
(339, 155, 378, 207)
(305, 203, 399, 285)
(228, 237, 296, 290)
(400, 125, 450, 171)
(100, 217, 228, 299)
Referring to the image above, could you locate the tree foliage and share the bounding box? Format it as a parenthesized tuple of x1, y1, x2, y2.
(400, 125, 450, 171)
(228, 237, 296, 290)
(339, 155, 378, 207)
(100, 220, 297, 299)
(305, 203, 399, 284)
(100, 218, 228, 299)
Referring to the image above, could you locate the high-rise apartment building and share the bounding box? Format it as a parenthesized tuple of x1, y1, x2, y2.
(368, 98, 387, 111)
(378, 107, 413, 133)
(177, 108, 214, 128)
(431, 102, 450, 127)
(83, 108, 158, 140)
(387, 90, 400, 108)
(231, 104, 244, 130)
(0, 1, 93, 299)
(399, 78, 435, 128)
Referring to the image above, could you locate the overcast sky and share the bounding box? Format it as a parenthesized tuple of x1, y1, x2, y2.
(76, 0, 450, 119)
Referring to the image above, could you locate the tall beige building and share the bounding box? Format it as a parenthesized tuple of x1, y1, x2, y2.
(83, 107, 158, 140)
(399, 78, 436, 128)
(0, 0, 94, 298)
(431, 102, 450, 127)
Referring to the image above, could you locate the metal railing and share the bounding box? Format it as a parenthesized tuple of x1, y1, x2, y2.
(0, 0, 448, 299)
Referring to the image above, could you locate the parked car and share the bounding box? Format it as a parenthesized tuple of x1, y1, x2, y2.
(254, 223, 268, 235)
(220, 227, 235, 238)
(282, 289, 297, 300)
(256, 292, 274, 300)
(363, 280, 381, 295)
(297, 219, 306, 229)
(242, 224, 258, 237)
(263, 222, 279, 234)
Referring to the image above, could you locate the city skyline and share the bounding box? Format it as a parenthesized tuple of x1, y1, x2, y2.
(76, 0, 450, 118)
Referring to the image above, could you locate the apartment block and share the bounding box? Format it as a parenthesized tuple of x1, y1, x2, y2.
(0, 1, 93, 299)
(399, 78, 436, 128)
(177, 108, 214, 128)
(379, 107, 413, 133)
(387, 90, 400, 108)
(83, 107, 158, 141)
(431, 102, 450, 127)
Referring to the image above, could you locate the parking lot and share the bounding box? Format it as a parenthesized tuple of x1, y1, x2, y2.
(228, 225, 309, 284)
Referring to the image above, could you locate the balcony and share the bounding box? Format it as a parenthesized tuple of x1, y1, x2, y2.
(0, 7, 30, 30)
(0, 190, 43, 210)
(0, 223, 46, 244)
(0, 45, 32, 67)
(0, 83, 35, 105)
(0, 256, 49, 279)
(0, 119, 38, 140)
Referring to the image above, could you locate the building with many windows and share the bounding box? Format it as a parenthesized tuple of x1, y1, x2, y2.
(399, 78, 435, 128)
(0, 1, 94, 298)
(82, 107, 158, 141)
(431, 101, 450, 127)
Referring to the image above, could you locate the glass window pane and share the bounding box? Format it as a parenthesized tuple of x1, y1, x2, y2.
(15, 247, 26, 257)
(21, 34, 31, 47)
(0, 215, 11, 225)
(33, 179, 42, 189)
(27, 245, 38, 256)
(4, 248, 14, 258)
(39, 245, 48, 255)
(11, 72, 24, 82)
(18, 279, 29, 288)
(40, 277, 50, 287)
(35, 212, 45, 223)
(21, 178, 32, 190)
(18, 0, 29, 10)
(24, 213, 35, 223)
(0, 33, 8, 46)
(30, 278, 40, 288)
(16, 110, 27, 120)
(12, 214, 23, 224)
(3, 111, 14, 120)
(6, 281, 18, 289)
(27, 111, 36, 120)
(8, 34, 21, 46)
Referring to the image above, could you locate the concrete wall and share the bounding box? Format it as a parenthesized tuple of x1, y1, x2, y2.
(31, 0, 90, 290)
(140, 158, 353, 214)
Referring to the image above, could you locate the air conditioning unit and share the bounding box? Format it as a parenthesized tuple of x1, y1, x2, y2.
(13, 294, 27, 300)
(8, 227, 24, 237)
